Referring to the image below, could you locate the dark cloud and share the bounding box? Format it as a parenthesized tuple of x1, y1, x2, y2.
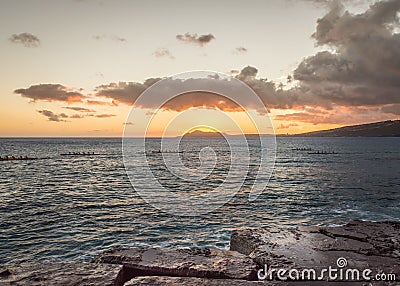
(236, 66, 259, 80)
(293, 0, 400, 107)
(153, 48, 175, 59)
(95, 79, 161, 105)
(63, 107, 95, 112)
(38, 110, 68, 122)
(15, 84, 85, 103)
(176, 33, 215, 46)
(9, 33, 40, 47)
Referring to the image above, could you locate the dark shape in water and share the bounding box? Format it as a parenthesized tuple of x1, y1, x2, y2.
(308, 151, 338, 155)
(292, 147, 312, 151)
(60, 152, 96, 156)
(0, 156, 37, 161)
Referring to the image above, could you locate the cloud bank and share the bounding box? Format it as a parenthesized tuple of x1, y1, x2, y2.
(15, 1, 400, 126)
(292, 0, 400, 109)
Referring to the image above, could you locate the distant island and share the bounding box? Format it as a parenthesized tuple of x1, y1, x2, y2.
(182, 130, 225, 138)
(286, 120, 400, 137)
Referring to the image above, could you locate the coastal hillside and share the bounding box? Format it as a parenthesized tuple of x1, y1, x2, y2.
(292, 120, 400, 137)
(182, 120, 400, 138)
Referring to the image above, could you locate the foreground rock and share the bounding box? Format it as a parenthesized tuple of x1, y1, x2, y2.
(123, 276, 374, 285)
(231, 220, 400, 282)
(1, 221, 398, 285)
(93, 247, 258, 284)
(0, 262, 123, 286)
(124, 276, 263, 285)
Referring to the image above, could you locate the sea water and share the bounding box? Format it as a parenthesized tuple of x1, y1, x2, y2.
(0, 137, 399, 264)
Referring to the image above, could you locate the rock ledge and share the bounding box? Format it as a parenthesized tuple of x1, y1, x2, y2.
(1, 221, 399, 285)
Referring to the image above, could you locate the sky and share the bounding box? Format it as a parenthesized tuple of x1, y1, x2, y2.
(0, 0, 399, 136)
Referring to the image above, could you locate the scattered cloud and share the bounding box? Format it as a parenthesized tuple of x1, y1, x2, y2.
(277, 123, 299, 129)
(15, 84, 85, 103)
(301, 0, 375, 8)
(93, 114, 116, 118)
(63, 107, 95, 112)
(275, 112, 324, 124)
(37, 109, 116, 122)
(153, 48, 175, 59)
(9, 33, 40, 47)
(381, 104, 400, 115)
(86, 100, 117, 106)
(234, 47, 248, 54)
(70, 114, 85, 119)
(38, 110, 68, 122)
(274, 106, 395, 125)
(93, 34, 127, 42)
(176, 33, 215, 46)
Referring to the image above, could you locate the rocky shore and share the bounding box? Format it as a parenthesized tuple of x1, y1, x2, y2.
(1, 221, 399, 285)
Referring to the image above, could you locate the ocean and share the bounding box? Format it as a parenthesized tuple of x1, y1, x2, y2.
(0, 137, 399, 264)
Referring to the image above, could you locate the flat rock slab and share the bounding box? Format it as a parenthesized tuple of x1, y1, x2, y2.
(123, 276, 377, 285)
(230, 220, 400, 282)
(124, 276, 264, 285)
(93, 247, 258, 282)
(0, 262, 122, 286)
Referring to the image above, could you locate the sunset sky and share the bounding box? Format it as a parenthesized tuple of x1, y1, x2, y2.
(0, 0, 399, 136)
